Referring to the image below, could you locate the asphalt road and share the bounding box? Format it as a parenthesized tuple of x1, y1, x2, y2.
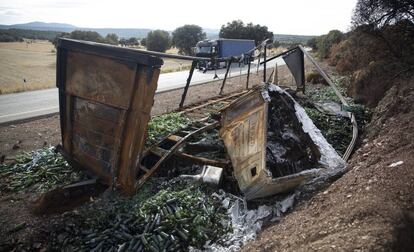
(0, 57, 284, 124)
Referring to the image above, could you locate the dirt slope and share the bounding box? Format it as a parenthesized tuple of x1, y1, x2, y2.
(243, 74, 414, 251)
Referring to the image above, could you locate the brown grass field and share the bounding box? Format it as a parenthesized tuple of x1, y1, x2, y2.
(0, 41, 56, 94)
(0, 41, 191, 94)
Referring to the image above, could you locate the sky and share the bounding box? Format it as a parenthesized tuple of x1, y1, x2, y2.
(0, 0, 358, 35)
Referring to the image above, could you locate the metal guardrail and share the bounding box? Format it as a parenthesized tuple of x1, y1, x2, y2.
(298, 45, 358, 161)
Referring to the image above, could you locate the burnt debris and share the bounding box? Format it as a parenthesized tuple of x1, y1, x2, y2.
(266, 89, 320, 178)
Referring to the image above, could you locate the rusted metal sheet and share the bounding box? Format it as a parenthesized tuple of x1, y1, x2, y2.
(56, 38, 163, 194)
(220, 86, 320, 200)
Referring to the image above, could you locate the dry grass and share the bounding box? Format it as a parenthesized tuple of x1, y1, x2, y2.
(268, 46, 287, 56)
(161, 58, 192, 73)
(0, 42, 191, 94)
(0, 41, 56, 94)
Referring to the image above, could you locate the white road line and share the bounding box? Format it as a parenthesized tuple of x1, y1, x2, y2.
(0, 106, 59, 118)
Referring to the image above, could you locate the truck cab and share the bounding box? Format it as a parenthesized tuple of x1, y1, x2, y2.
(195, 40, 218, 58)
(195, 40, 219, 69)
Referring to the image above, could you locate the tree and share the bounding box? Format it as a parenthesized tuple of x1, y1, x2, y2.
(352, 0, 414, 28)
(219, 20, 273, 45)
(140, 37, 147, 47)
(219, 20, 245, 39)
(146, 30, 171, 52)
(105, 33, 119, 45)
(119, 38, 127, 47)
(52, 30, 121, 48)
(127, 37, 139, 46)
(69, 30, 104, 43)
(351, 0, 414, 59)
(172, 25, 206, 55)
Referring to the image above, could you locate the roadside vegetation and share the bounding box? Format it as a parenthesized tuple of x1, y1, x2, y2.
(301, 0, 413, 154)
(308, 0, 414, 108)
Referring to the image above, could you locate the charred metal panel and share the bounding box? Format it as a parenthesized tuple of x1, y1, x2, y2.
(220, 91, 267, 194)
(220, 86, 322, 200)
(282, 48, 305, 91)
(56, 38, 163, 194)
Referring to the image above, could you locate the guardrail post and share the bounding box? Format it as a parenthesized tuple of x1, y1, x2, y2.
(179, 60, 197, 108)
(220, 60, 232, 95)
(246, 54, 252, 89)
(263, 45, 267, 82)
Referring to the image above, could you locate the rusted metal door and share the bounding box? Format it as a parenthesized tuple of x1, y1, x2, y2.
(56, 38, 163, 194)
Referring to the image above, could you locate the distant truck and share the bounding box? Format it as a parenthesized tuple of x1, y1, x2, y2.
(195, 38, 255, 69)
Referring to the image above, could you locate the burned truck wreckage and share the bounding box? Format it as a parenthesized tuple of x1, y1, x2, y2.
(54, 38, 354, 197)
(220, 85, 346, 200)
(34, 38, 358, 249)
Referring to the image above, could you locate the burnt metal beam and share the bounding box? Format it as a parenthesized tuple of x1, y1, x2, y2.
(260, 46, 300, 65)
(246, 54, 252, 89)
(263, 45, 267, 82)
(219, 60, 232, 95)
(257, 52, 261, 74)
(179, 60, 197, 108)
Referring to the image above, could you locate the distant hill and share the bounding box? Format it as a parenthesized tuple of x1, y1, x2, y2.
(0, 22, 153, 38)
(13, 21, 76, 29)
(0, 22, 315, 42)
